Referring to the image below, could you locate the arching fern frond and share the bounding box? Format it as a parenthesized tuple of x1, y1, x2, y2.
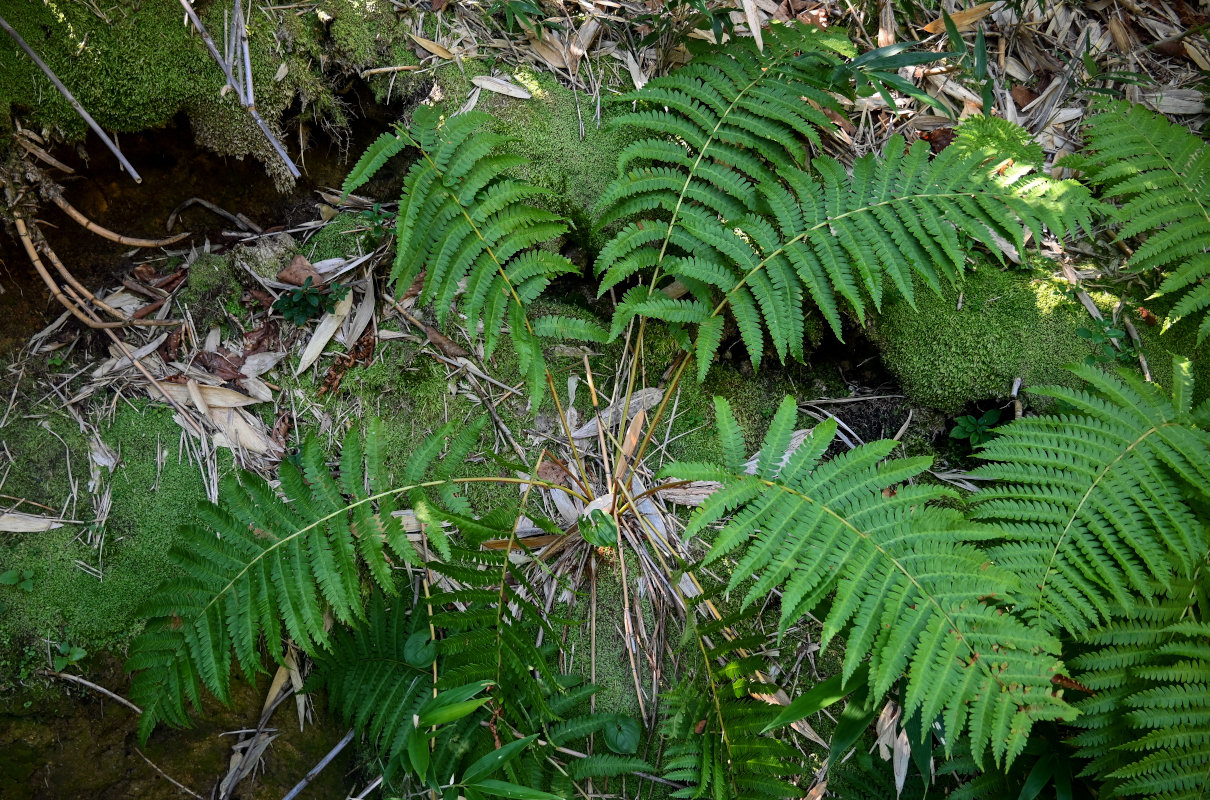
(971, 358, 1210, 636)
(661, 397, 1070, 766)
(1068, 584, 1210, 800)
(1063, 101, 1210, 343)
(126, 418, 485, 741)
(596, 28, 1094, 373)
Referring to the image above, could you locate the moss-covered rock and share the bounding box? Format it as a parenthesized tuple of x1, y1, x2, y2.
(869, 264, 1105, 413)
(178, 252, 240, 331)
(302, 212, 379, 261)
(481, 69, 634, 250)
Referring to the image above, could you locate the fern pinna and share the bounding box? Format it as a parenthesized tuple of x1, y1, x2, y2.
(971, 358, 1210, 636)
(125, 419, 481, 741)
(1064, 101, 1210, 344)
(342, 105, 578, 404)
(662, 396, 1071, 766)
(593, 23, 1094, 379)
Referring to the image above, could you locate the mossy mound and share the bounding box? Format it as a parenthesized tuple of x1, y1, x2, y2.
(1130, 296, 1210, 405)
(303, 212, 379, 261)
(869, 264, 1103, 413)
(0, 402, 208, 675)
(481, 69, 634, 250)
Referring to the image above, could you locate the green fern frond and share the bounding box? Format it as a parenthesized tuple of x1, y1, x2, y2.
(661, 592, 805, 800)
(971, 358, 1210, 635)
(126, 419, 482, 742)
(662, 397, 1071, 766)
(341, 126, 408, 198)
(1068, 586, 1210, 800)
(595, 25, 1095, 373)
(1065, 101, 1210, 343)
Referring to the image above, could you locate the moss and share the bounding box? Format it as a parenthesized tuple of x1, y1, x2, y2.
(304, 212, 379, 261)
(1130, 296, 1210, 405)
(481, 69, 634, 250)
(0, 402, 208, 671)
(869, 264, 1105, 413)
(179, 253, 240, 331)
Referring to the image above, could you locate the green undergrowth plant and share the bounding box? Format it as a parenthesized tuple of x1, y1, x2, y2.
(122, 20, 1210, 800)
(1062, 101, 1210, 344)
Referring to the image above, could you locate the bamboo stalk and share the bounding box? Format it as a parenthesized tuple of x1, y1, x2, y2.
(0, 14, 141, 183)
(50, 194, 191, 247)
(175, 0, 301, 179)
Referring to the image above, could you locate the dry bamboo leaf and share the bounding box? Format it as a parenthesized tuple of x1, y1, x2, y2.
(471, 75, 532, 99)
(273, 62, 288, 82)
(922, 1, 1000, 34)
(294, 291, 355, 375)
(240, 351, 286, 378)
(571, 387, 663, 439)
(186, 378, 211, 417)
(742, 0, 764, 51)
(529, 33, 569, 69)
(1141, 88, 1206, 114)
(624, 50, 648, 90)
(0, 512, 64, 532)
(152, 382, 261, 408)
(893, 729, 912, 797)
(238, 376, 274, 403)
(410, 33, 454, 59)
(209, 407, 281, 455)
(878, 0, 898, 47)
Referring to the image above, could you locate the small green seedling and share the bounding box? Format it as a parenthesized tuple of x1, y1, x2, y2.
(1077, 318, 1137, 366)
(950, 409, 1001, 446)
(52, 641, 87, 671)
(0, 569, 34, 592)
(274, 277, 350, 326)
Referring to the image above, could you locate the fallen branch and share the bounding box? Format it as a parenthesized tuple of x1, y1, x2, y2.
(0, 14, 141, 182)
(50, 193, 191, 248)
(280, 728, 355, 800)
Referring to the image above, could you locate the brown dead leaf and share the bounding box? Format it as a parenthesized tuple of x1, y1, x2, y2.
(922, 1, 998, 34)
(529, 33, 569, 70)
(277, 254, 324, 287)
(536, 456, 574, 488)
(471, 75, 532, 99)
(1011, 84, 1040, 108)
(410, 33, 454, 59)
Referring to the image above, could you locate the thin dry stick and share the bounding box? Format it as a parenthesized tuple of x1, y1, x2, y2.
(50, 194, 191, 247)
(133, 748, 205, 800)
(39, 669, 143, 713)
(175, 0, 300, 178)
(14, 215, 126, 330)
(41, 243, 177, 327)
(0, 14, 141, 182)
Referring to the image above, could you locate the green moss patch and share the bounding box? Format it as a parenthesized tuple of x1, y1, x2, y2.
(869, 264, 1104, 413)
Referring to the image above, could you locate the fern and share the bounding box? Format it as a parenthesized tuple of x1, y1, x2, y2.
(970, 358, 1210, 636)
(125, 418, 483, 741)
(1064, 101, 1210, 343)
(313, 588, 649, 793)
(661, 397, 1071, 766)
(595, 23, 1094, 377)
(1068, 583, 1210, 800)
(661, 592, 805, 799)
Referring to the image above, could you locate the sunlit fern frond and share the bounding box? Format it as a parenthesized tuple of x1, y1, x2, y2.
(1068, 582, 1210, 800)
(1064, 101, 1210, 343)
(596, 34, 1095, 377)
(970, 358, 1210, 636)
(661, 397, 1071, 766)
(125, 418, 484, 741)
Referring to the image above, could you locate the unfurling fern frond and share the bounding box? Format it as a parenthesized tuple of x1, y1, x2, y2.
(595, 24, 1094, 377)
(971, 358, 1210, 636)
(1068, 584, 1210, 800)
(662, 397, 1071, 766)
(1064, 101, 1210, 343)
(662, 593, 805, 799)
(126, 418, 484, 741)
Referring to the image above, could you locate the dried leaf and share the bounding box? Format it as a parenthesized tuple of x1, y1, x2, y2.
(277, 254, 324, 287)
(0, 512, 63, 532)
(273, 62, 288, 82)
(240, 351, 286, 378)
(742, 0, 764, 50)
(922, 1, 999, 34)
(410, 33, 453, 59)
(624, 50, 648, 90)
(152, 382, 261, 408)
(571, 387, 663, 439)
(471, 75, 532, 99)
(294, 291, 355, 375)
(529, 33, 569, 70)
(893, 729, 911, 797)
(209, 407, 282, 455)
